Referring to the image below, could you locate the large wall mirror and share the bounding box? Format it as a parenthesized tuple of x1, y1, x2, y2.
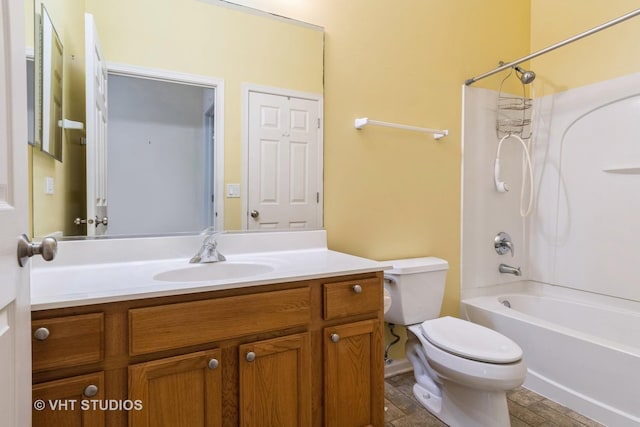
(28, 0, 324, 239)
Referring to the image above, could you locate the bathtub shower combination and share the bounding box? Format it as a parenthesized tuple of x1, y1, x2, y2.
(462, 282, 640, 427)
(462, 12, 640, 426)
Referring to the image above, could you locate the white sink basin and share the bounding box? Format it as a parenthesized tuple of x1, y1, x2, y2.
(154, 262, 274, 282)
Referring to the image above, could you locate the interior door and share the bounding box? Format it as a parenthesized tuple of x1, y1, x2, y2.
(247, 91, 321, 229)
(85, 13, 108, 236)
(0, 1, 32, 425)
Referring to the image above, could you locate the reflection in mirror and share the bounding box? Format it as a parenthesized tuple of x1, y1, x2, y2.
(30, 0, 324, 239)
(39, 4, 63, 161)
(106, 73, 217, 235)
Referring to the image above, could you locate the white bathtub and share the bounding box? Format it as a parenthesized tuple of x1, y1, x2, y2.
(461, 281, 640, 427)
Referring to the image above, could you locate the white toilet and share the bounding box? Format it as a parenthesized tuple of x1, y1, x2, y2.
(384, 257, 526, 427)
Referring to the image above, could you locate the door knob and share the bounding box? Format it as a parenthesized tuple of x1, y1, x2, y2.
(246, 351, 256, 362)
(250, 210, 260, 219)
(17, 234, 57, 267)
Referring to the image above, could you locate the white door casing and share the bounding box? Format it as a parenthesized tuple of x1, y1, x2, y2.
(85, 13, 108, 236)
(0, 1, 32, 425)
(244, 87, 322, 229)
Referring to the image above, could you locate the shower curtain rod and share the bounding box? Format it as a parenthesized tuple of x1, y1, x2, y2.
(464, 8, 640, 86)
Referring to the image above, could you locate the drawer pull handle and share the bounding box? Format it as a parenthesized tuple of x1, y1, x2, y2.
(246, 351, 256, 362)
(352, 284, 362, 294)
(208, 358, 219, 369)
(83, 384, 99, 398)
(330, 333, 340, 343)
(33, 327, 50, 341)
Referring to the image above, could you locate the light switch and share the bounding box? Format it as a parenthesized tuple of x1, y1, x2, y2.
(226, 183, 241, 198)
(45, 177, 54, 194)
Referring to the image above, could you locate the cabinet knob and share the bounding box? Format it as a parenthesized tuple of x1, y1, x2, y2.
(83, 384, 99, 397)
(352, 284, 362, 294)
(246, 351, 256, 362)
(330, 333, 340, 343)
(33, 327, 50, 341)
(208, 358, 219, 370)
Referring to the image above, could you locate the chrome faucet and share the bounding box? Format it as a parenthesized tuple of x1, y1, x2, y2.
(499, 264, 521, 276)
(190, 230, 226, 264)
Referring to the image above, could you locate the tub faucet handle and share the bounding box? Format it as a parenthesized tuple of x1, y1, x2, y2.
(494, 232, 514, 257)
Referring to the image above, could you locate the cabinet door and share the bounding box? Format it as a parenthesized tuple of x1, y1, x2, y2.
(32, 372, 105, 427)
(129, 349, 222, 427)
(325, 319, 384, 427)
(239, 333, 311, 427)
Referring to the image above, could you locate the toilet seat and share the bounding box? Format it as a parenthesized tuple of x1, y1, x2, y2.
(420, 316, 522, 364)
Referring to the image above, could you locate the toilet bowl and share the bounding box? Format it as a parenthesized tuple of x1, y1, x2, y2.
(383, 258, 526, 427)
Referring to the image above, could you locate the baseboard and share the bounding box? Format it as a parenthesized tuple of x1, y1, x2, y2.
(384, 358, 413, 378)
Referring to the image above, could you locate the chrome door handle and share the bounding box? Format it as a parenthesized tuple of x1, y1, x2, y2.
(250, 210, 260, 219)
(17, 234, 57, 267)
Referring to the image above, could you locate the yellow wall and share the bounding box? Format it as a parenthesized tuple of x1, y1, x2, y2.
(84, 0, 324, 231)
(292, 1, 531, 320)
(530, 1, 640, 95)
(254, 1, 639, 361)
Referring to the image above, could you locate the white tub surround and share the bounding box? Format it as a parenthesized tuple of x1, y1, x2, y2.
(461, 281, 640, 427)
(461, 73, 640, 427)
(31, 230, 390, 310)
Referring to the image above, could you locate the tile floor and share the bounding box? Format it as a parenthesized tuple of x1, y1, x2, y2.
(384, 371, 605, 427)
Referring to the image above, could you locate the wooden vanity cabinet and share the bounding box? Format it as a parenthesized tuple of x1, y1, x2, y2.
(31, 272, 384, 427)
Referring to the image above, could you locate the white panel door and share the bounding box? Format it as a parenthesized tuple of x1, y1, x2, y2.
(247, 91, 320, 229)
(0, 1, 32, 425)
(85, 13, 108, 236)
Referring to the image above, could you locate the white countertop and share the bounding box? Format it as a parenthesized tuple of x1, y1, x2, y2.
(31, 230, 389, 311)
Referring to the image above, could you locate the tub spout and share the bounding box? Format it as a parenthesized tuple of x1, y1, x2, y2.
(499, 263, 521, 276)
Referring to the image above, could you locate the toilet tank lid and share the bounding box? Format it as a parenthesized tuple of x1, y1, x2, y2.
(385, 257, 449, 275)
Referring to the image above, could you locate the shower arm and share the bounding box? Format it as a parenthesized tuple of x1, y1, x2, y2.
(464, 8, 640, 86)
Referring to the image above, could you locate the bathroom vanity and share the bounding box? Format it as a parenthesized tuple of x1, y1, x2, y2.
(30, 231, 387, 427)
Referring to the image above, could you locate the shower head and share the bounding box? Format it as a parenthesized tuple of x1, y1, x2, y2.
(514, 65, 536, 84)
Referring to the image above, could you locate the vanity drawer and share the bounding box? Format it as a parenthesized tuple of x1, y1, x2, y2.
(323, 278, 382, 320)
(129, 287, 311, 355)
(32, 313, 105, 372)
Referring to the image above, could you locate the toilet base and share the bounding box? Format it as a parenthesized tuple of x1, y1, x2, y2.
(413, 380, 511, 427)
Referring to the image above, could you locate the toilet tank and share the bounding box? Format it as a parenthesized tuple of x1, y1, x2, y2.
(383, 257, 449, 326)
